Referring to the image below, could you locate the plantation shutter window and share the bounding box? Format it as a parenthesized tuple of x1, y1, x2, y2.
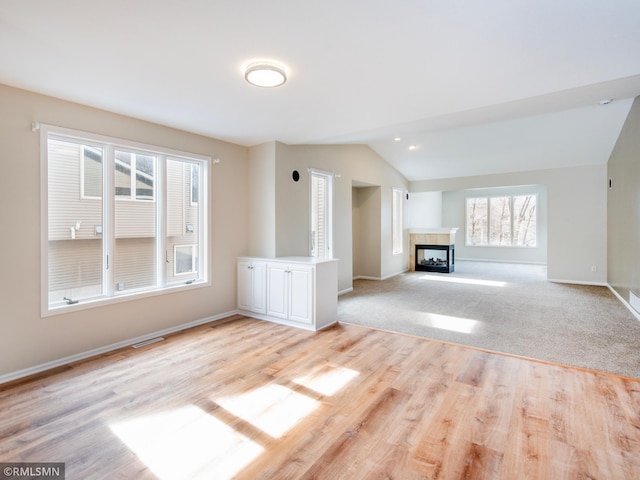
(310, 170, 333, 259)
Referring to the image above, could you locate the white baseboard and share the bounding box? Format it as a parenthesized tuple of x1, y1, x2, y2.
(548, 278, 608, 286)
(338, 287, 354, 296)
(353, 269, 409, 283)
(607, 284, 640, 322)
(456, 257, 547, 265)
(382, 269, 409, 280)
(353, 275, 382, 281)
(0, 310, 237, 385)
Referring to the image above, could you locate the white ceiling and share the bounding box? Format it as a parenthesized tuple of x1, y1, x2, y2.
(2, 1, 640, 181)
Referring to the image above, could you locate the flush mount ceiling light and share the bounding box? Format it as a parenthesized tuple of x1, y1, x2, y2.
(244, 61, 287, 88)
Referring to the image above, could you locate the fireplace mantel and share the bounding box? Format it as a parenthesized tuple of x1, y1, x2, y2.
(409, 228, 458, 272)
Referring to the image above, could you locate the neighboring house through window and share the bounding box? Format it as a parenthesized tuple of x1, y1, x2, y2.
(42, 125, 209, 314)
(191, 163, 199, 205)
(175, 245, 198, 276)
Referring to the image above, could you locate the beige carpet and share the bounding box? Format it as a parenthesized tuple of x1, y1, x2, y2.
(338, 261, 640, 379)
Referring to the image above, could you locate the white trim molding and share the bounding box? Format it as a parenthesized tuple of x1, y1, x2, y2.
(0, 311, 236, 385)
(607, 284, 640, 322)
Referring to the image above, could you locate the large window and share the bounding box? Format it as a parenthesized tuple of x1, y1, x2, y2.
(42, 125, 209, 314)
(310, 169, 333, 258)
(392, 188, 404, 255)
(466, 195, 536, 247)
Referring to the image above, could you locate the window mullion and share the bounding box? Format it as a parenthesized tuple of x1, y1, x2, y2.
(487, 197, 491, 245)
(104, 145, 115, 297)
(198, 162, 208, 280)
(130, 153, 136, 200)
(157, 155, 167, 288)
(510, 196, 515, 246)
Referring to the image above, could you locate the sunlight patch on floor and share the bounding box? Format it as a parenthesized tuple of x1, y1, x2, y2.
(416, 311, 480, 334)
(419, 274, 507, 287)
(216, 384, 319, 438)
(110, 405, 263, 480)
(293, 365, 360, 396)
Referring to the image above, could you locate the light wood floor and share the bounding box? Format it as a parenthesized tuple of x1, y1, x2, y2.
(1, 315, 639, 479)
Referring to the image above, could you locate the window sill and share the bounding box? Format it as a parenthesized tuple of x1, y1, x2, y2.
(42, 280, 211, 318)
(465, 244, 537, 249)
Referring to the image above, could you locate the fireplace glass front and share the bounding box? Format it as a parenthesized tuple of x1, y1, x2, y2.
(415, 244, 454, 273)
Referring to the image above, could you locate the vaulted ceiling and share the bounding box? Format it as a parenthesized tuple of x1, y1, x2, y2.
(2, 1, 639, 180)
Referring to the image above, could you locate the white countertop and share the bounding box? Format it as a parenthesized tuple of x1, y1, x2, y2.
(408, 228, 459, 234)
(239, 256, 339, 265)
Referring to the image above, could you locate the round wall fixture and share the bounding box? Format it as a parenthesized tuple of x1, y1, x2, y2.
(245, 61, 287, 88)
(291, 170, 300, 182)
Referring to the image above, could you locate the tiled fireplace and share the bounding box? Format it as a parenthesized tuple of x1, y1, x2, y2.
(409, 228, 458, 274)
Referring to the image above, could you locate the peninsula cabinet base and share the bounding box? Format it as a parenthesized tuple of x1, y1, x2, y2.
(237, 256, 339, 331)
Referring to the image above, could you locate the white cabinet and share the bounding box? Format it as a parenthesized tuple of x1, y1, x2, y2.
(237, 257, 338, 331)
(237, 259, 267, 314)
(267, 262, 313, 325)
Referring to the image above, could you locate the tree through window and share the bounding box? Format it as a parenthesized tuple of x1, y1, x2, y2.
(466, 195, 536, 247)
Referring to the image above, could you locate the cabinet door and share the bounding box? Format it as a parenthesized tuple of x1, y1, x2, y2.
(237, 261, 253, 311)
(267, 263, 288, 319)
(288, 265, 313, 325)
(251, 262, 267, 313)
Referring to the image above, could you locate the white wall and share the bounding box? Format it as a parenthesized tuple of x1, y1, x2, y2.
(607, 96, 640, 304)
(0, 83, 250, 377)
(411, 165, 607, 283)
(441, 184, 548, 264)
(405, 191, 442, 229)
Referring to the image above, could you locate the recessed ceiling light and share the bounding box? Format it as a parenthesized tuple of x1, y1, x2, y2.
(408, 145, 417, 150)
(394, 137, 402, 142)
(244, 61, 287, 88)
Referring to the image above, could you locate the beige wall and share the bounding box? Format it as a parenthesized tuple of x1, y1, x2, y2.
(0, 83, 249, 377)
(247, 142, 277, 257)
(260, 143, 409, 292)
(352, 186, 382, 279)
(607, 96, 640, 306)
(411, 164, 608, 283)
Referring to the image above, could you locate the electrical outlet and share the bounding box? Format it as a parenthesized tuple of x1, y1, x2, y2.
(117, 282, 125, 291)
(591, 266, 597, 272)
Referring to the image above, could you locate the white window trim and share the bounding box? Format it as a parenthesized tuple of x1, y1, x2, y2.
(309, 168, 334, 258)
(392, 187, 404, 255)
(465, 194, 538, 248)
(40, 123, 210, 317)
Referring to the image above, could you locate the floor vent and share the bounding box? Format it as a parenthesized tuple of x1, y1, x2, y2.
(132, 337, 165, 349)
